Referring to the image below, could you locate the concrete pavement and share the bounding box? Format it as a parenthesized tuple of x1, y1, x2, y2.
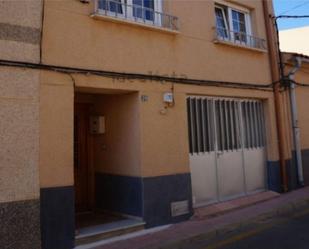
(191, 207, 309, 249)
(81, 187, 309, 249)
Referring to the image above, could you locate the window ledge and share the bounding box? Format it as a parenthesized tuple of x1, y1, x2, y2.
(90, 12, 180, 35)
(213, 38, 268, 53)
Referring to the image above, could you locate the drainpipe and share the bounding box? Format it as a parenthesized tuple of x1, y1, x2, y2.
(262, 0, 288, 192)
(287, 56, 304, 186)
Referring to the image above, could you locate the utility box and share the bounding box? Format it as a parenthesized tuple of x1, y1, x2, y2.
(90, 116, 105, 134)
(163, 92, 174, 103)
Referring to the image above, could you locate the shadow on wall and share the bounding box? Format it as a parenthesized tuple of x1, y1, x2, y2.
(95, 172, 194, 228)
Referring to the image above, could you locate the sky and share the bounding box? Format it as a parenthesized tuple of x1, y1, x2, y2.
(273, 0, 309, 30)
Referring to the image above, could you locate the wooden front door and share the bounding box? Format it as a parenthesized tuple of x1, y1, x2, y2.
(74, 103, 93, 213)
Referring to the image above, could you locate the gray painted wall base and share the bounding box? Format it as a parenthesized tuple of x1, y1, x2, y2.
(40, 186, 75, 249)
(95, 172, 193, 228)
(266, 149, 309, 192)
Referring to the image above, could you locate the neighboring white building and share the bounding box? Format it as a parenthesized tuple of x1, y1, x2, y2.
(279, 26, 309, 55)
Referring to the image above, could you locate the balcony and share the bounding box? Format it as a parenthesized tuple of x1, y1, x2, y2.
(92, 0, 179, 33)
(214, 27, 267, 52)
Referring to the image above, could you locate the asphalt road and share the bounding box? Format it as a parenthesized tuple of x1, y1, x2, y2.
(187, 209, 309, 249)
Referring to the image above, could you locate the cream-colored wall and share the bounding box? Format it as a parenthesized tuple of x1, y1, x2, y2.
(295, 68, 309, 149)
(74, 74, 279, 177)
(39, 0, 278, 183)
(279, 27, 309, 56)
(140, 89, 190, 177)
(38, 67, 279, 184)
(92, 93, 141, 176)
(0, 67, 40, 202)
(39, 71, 74, 188)
(282, 61, 309, 152)
(42, 0, 272, 84)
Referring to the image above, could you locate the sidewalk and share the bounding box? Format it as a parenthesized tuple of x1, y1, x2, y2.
(82, 187, 309, 249)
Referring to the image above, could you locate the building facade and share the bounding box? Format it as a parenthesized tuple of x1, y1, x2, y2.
(281, 52, 309, 189)
(1, 0, 304, 249)
(0, 1, 42, 248)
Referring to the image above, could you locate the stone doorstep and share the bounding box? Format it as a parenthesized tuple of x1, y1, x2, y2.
(192, 191, 281, 220)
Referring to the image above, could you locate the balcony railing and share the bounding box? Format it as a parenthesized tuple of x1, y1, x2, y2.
(214, 27, 267, 51)
(94, 0, 179, 31)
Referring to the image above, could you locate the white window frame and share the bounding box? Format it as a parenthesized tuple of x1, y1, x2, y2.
(215, 2, 252, 46)
(215, 5, 229, 40)
(96, 0, 163, 26)
(228, 8, 252, 45)
(131, 0, 162, 26)
(96, 0, 126, 19)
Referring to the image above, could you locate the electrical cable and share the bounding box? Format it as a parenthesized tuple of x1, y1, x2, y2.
(0, 59, 274, 91)
(279, 1, 309, 15)
(292, 79, 309, 87)
(276, 15, 309, 19)
(271, 15, 309, 90)
(5, 14, 309, 91)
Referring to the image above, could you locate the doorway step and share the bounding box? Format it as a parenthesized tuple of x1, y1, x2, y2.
(75, 218, 145, 246)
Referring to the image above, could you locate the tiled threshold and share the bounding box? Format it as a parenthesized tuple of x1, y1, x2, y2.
(192, 191, 280, 220)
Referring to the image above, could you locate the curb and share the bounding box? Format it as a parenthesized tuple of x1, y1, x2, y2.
(145, 197, 309, 249)
(191, 193, 280, 220)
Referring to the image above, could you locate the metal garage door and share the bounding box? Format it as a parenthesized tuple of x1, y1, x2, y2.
(187, 96, 266, 207)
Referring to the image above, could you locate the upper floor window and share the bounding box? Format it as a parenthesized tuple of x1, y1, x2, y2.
(99, 0, 123, 14)
(95, 0, 179, 31)
(231, 9, 247, 42)
(215, 6, 228, 38)
(215, 4, 251, 43)
(133, 0, 155, 21)
(214, 3, 266, 50)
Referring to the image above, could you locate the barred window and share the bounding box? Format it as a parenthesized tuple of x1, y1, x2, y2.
(187, 97, 265, 154)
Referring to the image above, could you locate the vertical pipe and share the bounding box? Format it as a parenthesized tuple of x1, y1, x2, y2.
(288, 57, 304, 186)
(262, 0, 288, 192)
(290, 80, 304, 186)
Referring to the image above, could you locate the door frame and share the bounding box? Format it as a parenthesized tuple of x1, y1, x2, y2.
(74, 102, 95, 213)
